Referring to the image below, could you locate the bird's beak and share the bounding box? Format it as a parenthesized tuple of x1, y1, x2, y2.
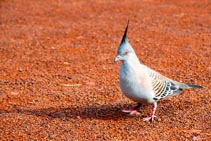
(114, 55, 122, 62)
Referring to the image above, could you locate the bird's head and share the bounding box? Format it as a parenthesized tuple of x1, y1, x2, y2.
(114, 21, 136, 62)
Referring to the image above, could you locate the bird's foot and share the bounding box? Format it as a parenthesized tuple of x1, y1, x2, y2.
(143, 102, 157, 122)
(122, 103, 141, 115)
(143, 115, 156, 121)
(122, 109, 141, 115)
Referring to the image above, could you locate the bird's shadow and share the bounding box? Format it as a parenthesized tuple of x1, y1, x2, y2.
(0, 103, 148, 121)
(0, 100, 179, 121)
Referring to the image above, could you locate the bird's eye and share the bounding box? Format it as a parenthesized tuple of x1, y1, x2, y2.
(123, 51, 129, 55)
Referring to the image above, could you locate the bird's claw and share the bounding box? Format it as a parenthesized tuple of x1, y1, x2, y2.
(122, 109, 141, 115)
(129, 110, 141, 115)
(143, 115, 156, 121)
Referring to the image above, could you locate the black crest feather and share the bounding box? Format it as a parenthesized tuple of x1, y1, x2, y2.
(120, 20, 129, 44)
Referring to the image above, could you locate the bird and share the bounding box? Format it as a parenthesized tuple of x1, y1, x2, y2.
(114, 21, 203, 121)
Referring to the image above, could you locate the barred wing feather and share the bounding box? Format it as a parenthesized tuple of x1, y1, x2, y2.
(147, 68, 183, 100)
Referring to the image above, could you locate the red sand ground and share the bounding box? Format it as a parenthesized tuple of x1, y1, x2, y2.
(0, 0, 211, 140)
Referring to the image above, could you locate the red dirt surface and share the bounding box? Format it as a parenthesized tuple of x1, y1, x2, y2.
(0, 0, 211, 140)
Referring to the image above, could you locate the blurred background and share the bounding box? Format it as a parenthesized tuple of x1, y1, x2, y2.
(0, 0, 210, 140)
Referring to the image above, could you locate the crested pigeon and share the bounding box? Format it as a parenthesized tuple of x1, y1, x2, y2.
(114, 21, 203, 121)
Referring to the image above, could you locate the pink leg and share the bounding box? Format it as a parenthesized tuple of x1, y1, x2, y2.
(143, 102, 157, 121)
(122, 103, 141, 115)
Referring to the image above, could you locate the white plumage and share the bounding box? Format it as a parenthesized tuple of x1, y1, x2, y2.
(114, 21, 203, 121)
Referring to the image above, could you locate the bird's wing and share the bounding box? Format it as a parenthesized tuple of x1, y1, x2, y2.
(147, 68, 183, 100)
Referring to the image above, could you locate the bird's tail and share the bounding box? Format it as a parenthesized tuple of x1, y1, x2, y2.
(178, 82, 203, 89)
(186, 84, 203, 88)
